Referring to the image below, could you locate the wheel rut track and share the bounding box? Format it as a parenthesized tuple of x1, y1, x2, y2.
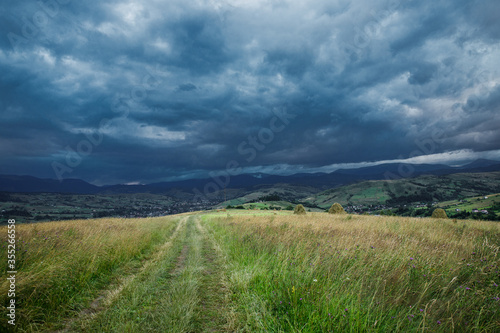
(56, 216, 188, 333)
(193, 216, 235, 332)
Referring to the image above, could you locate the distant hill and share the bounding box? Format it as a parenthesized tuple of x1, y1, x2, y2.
(1, 159, 499, 202)
(0, 175, 100, 194)
(306, 171, 500, 208)
(458, 158, 500, 169)
(332, 159, 500, 179)
(333, 162, 453, 178)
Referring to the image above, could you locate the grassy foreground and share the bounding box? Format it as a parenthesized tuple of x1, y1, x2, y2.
(1, 211, 499, 332)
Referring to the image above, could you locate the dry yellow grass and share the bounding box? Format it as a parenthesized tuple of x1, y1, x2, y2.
(0, 217, 178, 331)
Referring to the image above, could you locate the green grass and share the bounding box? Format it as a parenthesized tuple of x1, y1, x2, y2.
(438, 193, 500, 213)
(0, 216, 180, 332)
(79, 216, 200, 332)
(203, 211, 500, 332)
(1, 211, 499, 332)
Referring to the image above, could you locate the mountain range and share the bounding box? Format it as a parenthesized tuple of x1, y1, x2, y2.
(1, 159, 500, 199)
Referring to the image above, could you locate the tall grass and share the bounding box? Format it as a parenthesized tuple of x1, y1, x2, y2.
(204, 212, 500, 332)
(0, 217, 178, 332)
(81, 216, 203, 332)
(2, 212, 498, 332)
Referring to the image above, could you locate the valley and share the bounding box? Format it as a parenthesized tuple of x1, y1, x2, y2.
(2, 169, 500, 223)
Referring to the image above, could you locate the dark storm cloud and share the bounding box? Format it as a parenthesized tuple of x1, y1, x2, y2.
(0, 0, 499, 184)
(177, 83, 197, 91)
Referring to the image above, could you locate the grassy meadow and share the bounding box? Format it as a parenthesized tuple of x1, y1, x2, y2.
(1, 210, 499, 332)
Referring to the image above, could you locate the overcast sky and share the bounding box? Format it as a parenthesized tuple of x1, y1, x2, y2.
(1, 0, 499, 185)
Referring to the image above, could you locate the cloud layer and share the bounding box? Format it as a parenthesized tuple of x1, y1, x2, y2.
(1, 0, 499, 184)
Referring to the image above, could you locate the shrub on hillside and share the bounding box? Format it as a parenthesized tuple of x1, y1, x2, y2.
(431, 208, 448, 219)
(294, 204, 306, 215)
(328, 203, 346, 214)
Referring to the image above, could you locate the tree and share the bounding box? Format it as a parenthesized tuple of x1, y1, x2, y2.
(328, 203, 346, 214)
(294, 204, 306, 215)
(431, 208, 448, 219)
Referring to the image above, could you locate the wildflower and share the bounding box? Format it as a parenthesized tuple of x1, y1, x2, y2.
(420, 309, 424, 312)
(313, 279, 318, 282)
(345, 308, 348, 312)
(410, 257, 414, 260)
(437, 321, 441, 324)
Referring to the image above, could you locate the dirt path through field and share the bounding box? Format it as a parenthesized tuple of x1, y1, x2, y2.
(59, 214, 236, 332)
(58, 216, 188, 332)
(192, 216, 235, 332)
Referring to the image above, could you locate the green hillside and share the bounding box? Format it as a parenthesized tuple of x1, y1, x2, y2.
(307, 171, 500, 208)
(438, 193, 500, 215)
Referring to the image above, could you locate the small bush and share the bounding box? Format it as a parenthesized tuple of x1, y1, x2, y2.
(432, 208, 448, 219)
(328, 203, 346, 214)
(294, 204, 306, 215)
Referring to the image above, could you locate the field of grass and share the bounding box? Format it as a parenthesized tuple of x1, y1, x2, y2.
(310, 182, 394, 208)
(1, 211, 499, 332)
(222, 201, 325, 212)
